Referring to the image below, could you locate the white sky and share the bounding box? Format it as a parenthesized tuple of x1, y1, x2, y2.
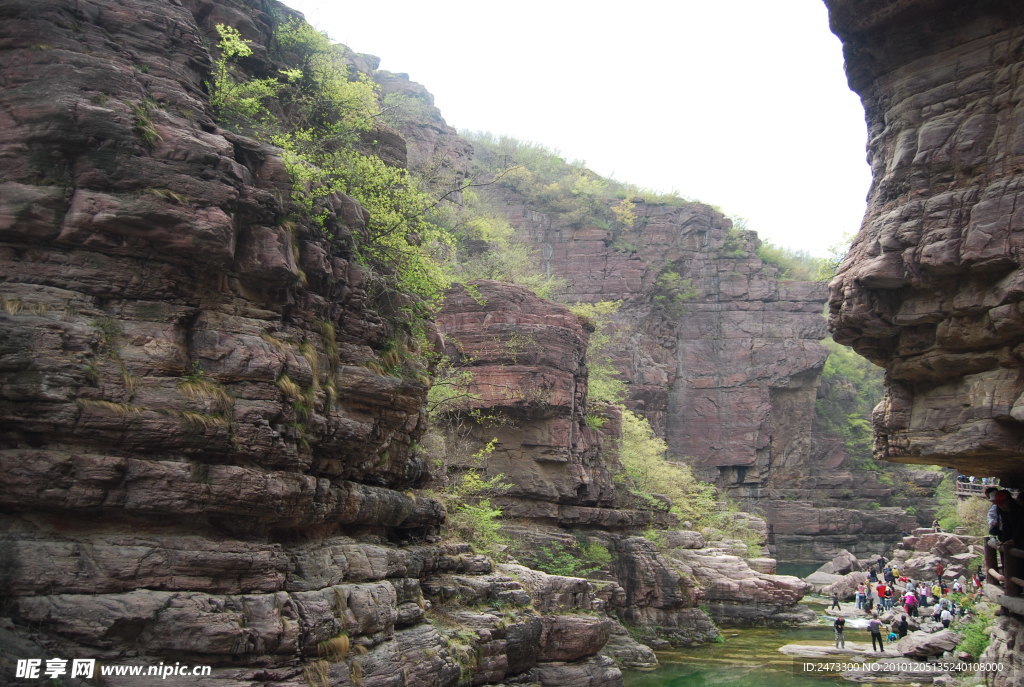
(282, 0, 870, 257)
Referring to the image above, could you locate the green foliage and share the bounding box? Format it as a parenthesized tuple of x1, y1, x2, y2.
(580, 540, 613, 566)
(425, 354, 477, 416)
(934, 471, 960, 531)
(273, 18, 378, 136)
(449, 499, 507, 557)
(381, 92, 436, 129)
(755, 241, 825, 281)
(956, 605, 994, 658)
(650, 269, 697, 319)
(813, 339, 884, 468)
(463, 132, 692, 227)
(957, 494, 991, 537)
(208, 20, 455, 319)
(440, 440, 511, 558)
(437, 192, 565, 299)
(618, 409, 761, 555)
(208, 25, 282, 128)
(568, 301, 626, 403)
(529, 541, 603, 578)
(611, 198, 637, 228)
(816, 232, 855, 282)
(720, 226, 749, 258)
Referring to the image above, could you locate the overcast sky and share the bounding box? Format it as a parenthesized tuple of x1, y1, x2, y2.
(282, 0, 870, 257)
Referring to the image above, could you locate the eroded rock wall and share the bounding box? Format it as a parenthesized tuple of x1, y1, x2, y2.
(434, 281, 814, 634)
(826, 3, 1024, 681)
(0, 1, 619, 685)
(489, 188, 830, 499)
(479, 183, 937, 561)
(826, 0, 1024, 482)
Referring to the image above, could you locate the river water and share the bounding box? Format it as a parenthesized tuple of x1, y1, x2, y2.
(622, 597, 915, 687)
(622, 624, 850, 687)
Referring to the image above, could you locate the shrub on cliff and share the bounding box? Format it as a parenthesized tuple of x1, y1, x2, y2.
(755, 241, 824, 280)
(427, 437, 511, 557)
(463, 132, 693, 230)
(207, 20, 453, 319)
(955, 603, 994, 659)
(617, 410, 761, 554)
(813, 339, 883, 467)
(568, 301, 627, 403)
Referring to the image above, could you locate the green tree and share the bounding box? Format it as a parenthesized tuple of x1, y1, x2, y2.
(813, 339, 884, 468)
(568, 301, 627, 403)
(616, 410, 761, 554)
(207, 25, 283, 129)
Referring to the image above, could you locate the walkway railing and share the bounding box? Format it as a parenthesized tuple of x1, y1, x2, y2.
(956, 482, 1019, 498)
(955, 482, 989, 497)
(984, 538, 1024, 614)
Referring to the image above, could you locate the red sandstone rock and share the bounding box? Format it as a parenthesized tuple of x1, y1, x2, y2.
(826, 0, 1024, 481)
(0, 2, 615, 685)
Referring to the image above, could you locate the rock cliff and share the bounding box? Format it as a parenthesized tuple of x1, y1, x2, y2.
(827, 0, 1024, 483)
(453, 151, 937, 562)
(825, 1, 1024, 685)
(433, 281, 814, 635)
(0, 1, 618, 684)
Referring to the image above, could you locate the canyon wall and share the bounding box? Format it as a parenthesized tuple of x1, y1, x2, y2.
(451, 168, 934, 562)
(827, 0, 1024, 484)
(0, 1, 620, 684)
(825, 1, 1024, 684)
(433, 280, 814, 634)
(361, 11, 945, 564)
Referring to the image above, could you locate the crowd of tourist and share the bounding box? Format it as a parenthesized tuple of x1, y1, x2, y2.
(830, 556, 978, 651)
(825, 479, 1024, 654)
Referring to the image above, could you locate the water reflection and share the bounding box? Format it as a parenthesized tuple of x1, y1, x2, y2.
(621, 603, 912, 687)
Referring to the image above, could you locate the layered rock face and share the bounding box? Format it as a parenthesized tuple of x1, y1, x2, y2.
(493, 192, 830, 498)
(826, 2, 1024, 684)
(763, 449, 940, 563)
(434, 280, 814, 634)
(435, 281, 633, 527)
(0, 1, 618, 684)
(478, 182, 934, 561)
(827, 0, 1024, 483)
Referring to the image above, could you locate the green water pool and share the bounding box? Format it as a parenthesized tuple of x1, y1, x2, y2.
(621, 623, 882, 687)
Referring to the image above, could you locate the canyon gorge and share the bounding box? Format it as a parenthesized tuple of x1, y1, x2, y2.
(1, 0, 1023, 685)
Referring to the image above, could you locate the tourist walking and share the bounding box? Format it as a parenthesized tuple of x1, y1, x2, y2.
(834, 615, 846, 649)
(868, 613, 885, 652)
(831, 592, 841, 610)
